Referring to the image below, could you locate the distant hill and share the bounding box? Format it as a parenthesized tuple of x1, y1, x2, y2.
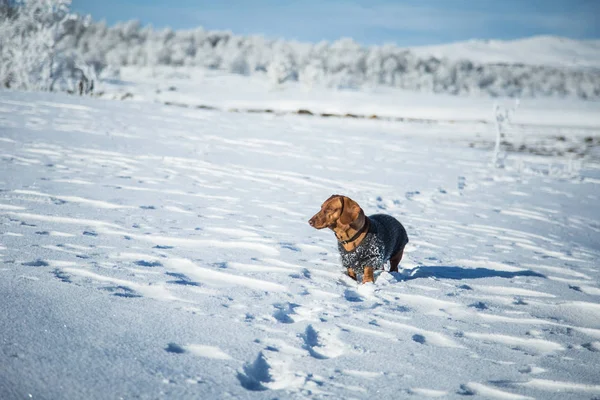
(410, 36, 600, 69)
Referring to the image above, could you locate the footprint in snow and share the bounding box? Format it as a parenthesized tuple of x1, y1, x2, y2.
(165, 272, 200, 286)
(343, 289, 363, 303)
(302, 325, 328, 359)
(412, 334, 426, 345)
(457, 384, 476, 396)
(102, 285, 142, 298)
(518, 364, 546, 374)
(165, 343, 186, 354)
(279, 242, 300, 252)
(133, 259, 163, 267)
(405, 191, 421, 201)
(272, 303, 298, 324)
(582, 342, 600, 352)
(52, 268, 71, 283)
(22, 260, 49, 267)
(237, 351, 271, 391)
(288, 268, 311, 280)
(468, 301, 489, 310)
(301, 325, 345, 359)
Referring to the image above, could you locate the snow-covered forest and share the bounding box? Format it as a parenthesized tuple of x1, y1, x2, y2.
(2, 0, 600, 99)
(64, 20, 600, 99)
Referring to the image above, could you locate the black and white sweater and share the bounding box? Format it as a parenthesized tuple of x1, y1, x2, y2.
(338, 214, 408, 274)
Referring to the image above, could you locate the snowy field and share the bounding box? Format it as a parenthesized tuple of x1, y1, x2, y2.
(107, 67, 600, 129)
(1, 89, 600, 399)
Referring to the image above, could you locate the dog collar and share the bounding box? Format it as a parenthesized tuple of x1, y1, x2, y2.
(339, 218, 370, 245)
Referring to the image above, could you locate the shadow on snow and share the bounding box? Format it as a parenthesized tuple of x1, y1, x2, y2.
(394, 265, 546, 282)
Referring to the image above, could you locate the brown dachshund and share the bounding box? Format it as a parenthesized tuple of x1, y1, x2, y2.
(309, 195, 409, 283)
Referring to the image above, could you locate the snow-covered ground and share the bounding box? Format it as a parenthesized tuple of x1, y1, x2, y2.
(106, 68, 600, 160)
(1, 89, 600, 399)
(111, 67, 600, 127)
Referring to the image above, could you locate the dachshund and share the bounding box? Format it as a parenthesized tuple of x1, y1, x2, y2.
(309, 195, 408, 283)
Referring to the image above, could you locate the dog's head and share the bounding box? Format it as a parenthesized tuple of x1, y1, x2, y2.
(308, 195, 362, 230)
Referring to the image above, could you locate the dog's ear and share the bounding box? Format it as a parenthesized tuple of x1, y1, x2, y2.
(324, 194, 342, 205)
(339, 197, 361, 225)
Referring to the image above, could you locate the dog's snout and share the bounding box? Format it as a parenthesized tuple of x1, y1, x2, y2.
(308, 217, 315, 227)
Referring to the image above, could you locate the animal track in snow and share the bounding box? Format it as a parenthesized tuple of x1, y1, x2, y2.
(237, 348, 320, 393)
(412, 334, 426, 344)
(301, 324, 345, 359)
(272, 303, 298, 324)
(133, 260, 163, 267)
(165, 272, 200, 286)
(237, 351, 271, 391)
(343, 288, 363, 303)
(52, 268, 72, 283)
(102, 285, 142, 298)
(22, 260, 49, 267)
(165, 343, 186, 354)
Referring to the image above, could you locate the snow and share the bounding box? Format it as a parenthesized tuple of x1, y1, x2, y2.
(0, 88, 599, 399)
(109, 67, 600, 128)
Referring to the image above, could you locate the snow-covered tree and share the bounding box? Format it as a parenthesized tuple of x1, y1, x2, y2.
(0, 0, 94, 91)
(300, 58, 326, 89)
(268, 46, 297, 86)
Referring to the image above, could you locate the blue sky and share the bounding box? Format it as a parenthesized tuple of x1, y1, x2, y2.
(71, 0, 600, 46)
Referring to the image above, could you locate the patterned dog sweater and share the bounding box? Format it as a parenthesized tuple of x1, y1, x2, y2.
(338, 214, 408, 274)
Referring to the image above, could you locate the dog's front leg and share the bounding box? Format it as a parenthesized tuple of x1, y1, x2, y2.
(362, 266, 374, 284)
(347, 267, 357, 281)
